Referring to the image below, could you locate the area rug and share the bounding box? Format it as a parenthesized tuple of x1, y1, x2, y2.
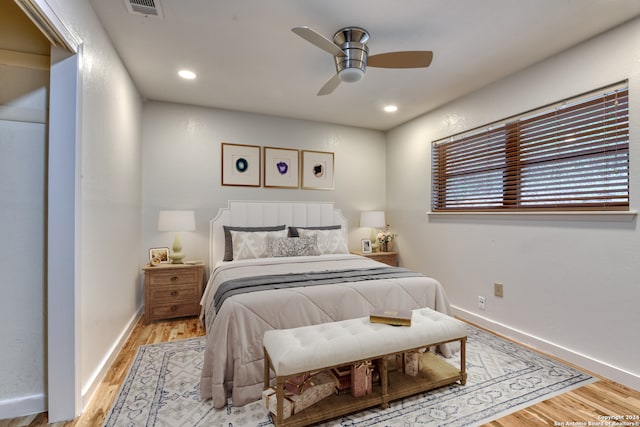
(103, 325, 594, 426)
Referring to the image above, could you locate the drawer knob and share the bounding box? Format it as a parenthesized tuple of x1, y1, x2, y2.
(170, 290, 179, 296)
(170, 276, 179, 282)
(170, 305, 179, 311)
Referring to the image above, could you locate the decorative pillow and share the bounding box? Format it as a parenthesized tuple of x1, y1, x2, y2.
(298, 228, 348, 255)
(230, 229, 288, 260)
(288, 224, 341, 238)
(223, 225, 286, 261)
(266, 235, 320, 257)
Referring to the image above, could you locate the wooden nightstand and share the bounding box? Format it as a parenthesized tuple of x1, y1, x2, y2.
(352, 251, 399, 267)
(143, 263, 205, 324)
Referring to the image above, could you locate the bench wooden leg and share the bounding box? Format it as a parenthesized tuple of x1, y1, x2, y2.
(460, 336, 467, 385)
(263, 347, 271, 390)
(275, 376, 285, 425)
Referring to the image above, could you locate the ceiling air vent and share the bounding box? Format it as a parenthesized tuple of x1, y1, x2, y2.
(124, 0, 164, 18)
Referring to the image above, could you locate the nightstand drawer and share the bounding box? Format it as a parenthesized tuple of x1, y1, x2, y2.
(149, 270, 198, 286)
(150, 301, 200, 320)
(150, 282, 200, 302)
(370, 253, 398, 266)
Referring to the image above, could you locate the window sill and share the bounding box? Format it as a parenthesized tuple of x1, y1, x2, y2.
(427, 211, 637, 222)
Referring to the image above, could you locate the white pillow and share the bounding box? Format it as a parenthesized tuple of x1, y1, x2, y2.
(230, 229, 287, 260)
(298, 228, 348, 255)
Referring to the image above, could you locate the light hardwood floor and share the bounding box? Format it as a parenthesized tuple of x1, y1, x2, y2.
(1, 316, 639, 426)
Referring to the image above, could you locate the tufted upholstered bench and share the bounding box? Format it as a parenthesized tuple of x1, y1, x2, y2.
(263, 307, 468, 427)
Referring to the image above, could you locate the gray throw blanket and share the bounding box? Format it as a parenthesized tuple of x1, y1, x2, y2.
(213, 267, 425, 313)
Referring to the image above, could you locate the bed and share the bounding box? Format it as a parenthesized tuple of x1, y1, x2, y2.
(199, 201, 456, 409)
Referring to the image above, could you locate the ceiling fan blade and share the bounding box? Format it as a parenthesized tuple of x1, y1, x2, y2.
(367, 51, 433, 68)
(292, 26, 346, 57)
(317, 74, 341, 96)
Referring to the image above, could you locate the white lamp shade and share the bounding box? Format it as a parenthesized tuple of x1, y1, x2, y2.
(158, 210, 196, 232)
(360, 211, 386, 228)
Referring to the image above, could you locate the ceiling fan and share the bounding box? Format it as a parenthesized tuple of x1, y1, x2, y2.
(292, 26, 433, 96)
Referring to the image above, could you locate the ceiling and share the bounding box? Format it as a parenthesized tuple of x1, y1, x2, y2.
(89, 0, 640, 131)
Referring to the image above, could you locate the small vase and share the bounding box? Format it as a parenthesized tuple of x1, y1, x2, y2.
(381, 242, 388, 252)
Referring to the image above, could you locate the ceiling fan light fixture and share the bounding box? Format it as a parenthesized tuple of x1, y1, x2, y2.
(178, 69, 196, 80)
(338, 67, 364, 83)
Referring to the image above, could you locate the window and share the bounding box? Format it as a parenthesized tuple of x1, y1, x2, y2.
(432, 82, 629, 212)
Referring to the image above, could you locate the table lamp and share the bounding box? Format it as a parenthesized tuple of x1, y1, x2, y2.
(360, 211, 386, 252)
(158, 210, 196, 263)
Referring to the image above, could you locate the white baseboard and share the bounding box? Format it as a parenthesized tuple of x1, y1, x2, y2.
(0, 308, 143, 421)
(452, 305, 640, 392)
(81, 306, 143, 410)
(0, 393, 46, 420)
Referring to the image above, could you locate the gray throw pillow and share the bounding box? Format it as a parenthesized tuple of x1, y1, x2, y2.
(288, 225, 341, 238)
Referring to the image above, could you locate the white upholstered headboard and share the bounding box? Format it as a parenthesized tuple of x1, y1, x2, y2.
(209, 200, 348, 267)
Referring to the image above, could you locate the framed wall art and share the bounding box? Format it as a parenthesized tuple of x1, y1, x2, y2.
(264, 147, 299, 188)
(301, 150, 334, 190)
(221, 142, 261, 187)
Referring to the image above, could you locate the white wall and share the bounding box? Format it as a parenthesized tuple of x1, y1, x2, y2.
(62, 1, 144, 408)
(386, 17, 640, 390)
(140, 102, 387, 268)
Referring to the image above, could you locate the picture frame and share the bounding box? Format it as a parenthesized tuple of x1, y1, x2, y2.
(264, 146, 299, 188)
(149, 247, 170, 264)
(301, 150, 334, 190)
(221, 142, 261, 187)
(361, 239, 372, 254)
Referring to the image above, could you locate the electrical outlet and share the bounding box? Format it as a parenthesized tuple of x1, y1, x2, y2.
(494, 282, 504, 298)
(478, 296, 486, 310)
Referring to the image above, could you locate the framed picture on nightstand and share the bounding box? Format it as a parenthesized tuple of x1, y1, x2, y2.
(149, 247, 170, 264)
(361, 239, 372, 254)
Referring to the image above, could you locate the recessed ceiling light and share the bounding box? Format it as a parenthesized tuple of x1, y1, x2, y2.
(384, 105, 398, 113)
(178, 69, 196, 80)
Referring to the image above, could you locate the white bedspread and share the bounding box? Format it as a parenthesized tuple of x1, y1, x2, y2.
(199, 254, 455, 408)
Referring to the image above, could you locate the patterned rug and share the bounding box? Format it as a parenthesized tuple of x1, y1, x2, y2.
(103, 325, 594, 426)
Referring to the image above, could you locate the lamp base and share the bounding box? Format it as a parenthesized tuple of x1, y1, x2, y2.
(170, 252, 185, 264)
(370, 228, 380, 252)
(170, 232, 185, 263)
